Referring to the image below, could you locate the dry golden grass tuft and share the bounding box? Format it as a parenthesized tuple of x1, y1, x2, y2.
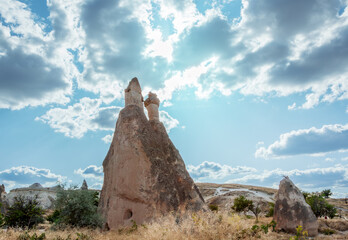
(1, 211, 347, 240)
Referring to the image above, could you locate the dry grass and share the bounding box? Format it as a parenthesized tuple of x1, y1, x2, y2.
(0, 211, 347, 240)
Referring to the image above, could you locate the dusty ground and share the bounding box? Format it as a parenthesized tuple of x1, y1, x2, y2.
(1, 212, 347, 240)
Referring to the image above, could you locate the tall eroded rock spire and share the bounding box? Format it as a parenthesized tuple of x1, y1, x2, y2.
(124, 77, 143, 109)
(99, 77, 205, 230)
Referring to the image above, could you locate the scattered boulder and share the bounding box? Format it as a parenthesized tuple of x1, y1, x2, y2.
(273, 176, 318, 236)
(81, 180, 88, 190)
(99, 77, 205, 230)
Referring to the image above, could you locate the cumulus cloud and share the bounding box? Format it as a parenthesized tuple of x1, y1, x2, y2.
(102, 134, 113, 144)
(74, 165, 103, 181)
(0, 0, 82, 109)
(256, 124, 348, 158)
(0, 166, 67, 190)
(37, 97, 180, 140)
(159, 110, 179, 133)
(36, 98, 121, 138)
(227, 164, 348, 197)
(187, 161, 257, 181)
(3, 0, 348, 111)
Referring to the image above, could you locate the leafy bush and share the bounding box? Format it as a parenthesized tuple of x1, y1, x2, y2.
(232, 196, 253, 214)
(208, 204, 219, 212)
(305, 194, 336, 218)
(302, 191, 310, 200)
(289, 225, 308, 240)
(46, 210, 61, 224)
(53, 187, 103, 228)
(321, 228, 335, 235)
(0, 203, 4, 227)
(266, 202, 274, 217)
(4, 195, 44, 229)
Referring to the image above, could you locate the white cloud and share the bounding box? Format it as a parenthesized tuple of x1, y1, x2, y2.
(74, 165, 103, 181)
(325, 157, 335, 162)
(187, 161, 257, 181)
(0, 166, 67, 190)
(3, 0, 348, 111)
(0, 0, 83, 110)
(256, 124, 348, 159)
(342, 156, 348, 161)
(36, 97, 121, 139)
(102, 134, 113, 144)
(159, 110, 179, 133)
(288, 102, 296, 110)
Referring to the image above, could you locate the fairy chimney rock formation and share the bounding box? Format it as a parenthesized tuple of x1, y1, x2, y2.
(125, 77, 143, 109)
(81, 180, 88, 190)
(144, 92, 160, 121)
(274, 177, 318, 236)
(99, 77, 205, 230)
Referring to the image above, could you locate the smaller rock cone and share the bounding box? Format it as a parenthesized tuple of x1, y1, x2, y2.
(81, 180, 88, 190)
(273, 176, 318, 236)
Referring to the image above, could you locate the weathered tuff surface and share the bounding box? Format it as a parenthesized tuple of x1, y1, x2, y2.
(99, 78, 205, 230)
(274, 177, 318, 236)
(5, 183, 59, 209)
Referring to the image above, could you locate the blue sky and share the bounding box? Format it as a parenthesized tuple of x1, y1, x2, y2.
(0, 0, 348, 197)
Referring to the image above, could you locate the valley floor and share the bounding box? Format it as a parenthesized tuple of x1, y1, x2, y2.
(1, 212, 347, 240)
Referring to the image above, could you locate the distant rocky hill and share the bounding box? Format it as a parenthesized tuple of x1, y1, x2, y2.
(2, 181, 99, 210)
(6, 183, 59, 209)
(196, 183, 277, 214)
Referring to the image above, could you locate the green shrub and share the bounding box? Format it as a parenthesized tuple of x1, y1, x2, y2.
(266, 202, 274, 217)
(260, 224, 268, 234)
(46, 210, 61, 224)
(54, 187, 103, 228)
(322, 228, 335, 235)
(17, 232, 46, 240)
(269, 220, 277, 232)
(5, 195, 44, 229)
(232, 196, 253, 214)
(208, 204, 219, 212)
(0, 203, 4, 226)
(305, 194, 336, 218)
(289, 225, 308, 240)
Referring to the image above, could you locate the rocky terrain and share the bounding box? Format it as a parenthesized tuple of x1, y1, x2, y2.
(196, 182, 276, 214)
(5, 183, 58, 209)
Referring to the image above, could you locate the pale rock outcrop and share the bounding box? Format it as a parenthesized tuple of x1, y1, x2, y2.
(144, 92, 160, 121)
(274, 177, 318, 236)
(6, 184, 58, 209)
(99, 77, 205, 230)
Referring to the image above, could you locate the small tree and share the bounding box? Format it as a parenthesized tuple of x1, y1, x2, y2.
(232, 196, 253, 215)
(54, 186, 103, 228)
(248, 202, 261, 222)
(4, 195, 44, 229)
(320, 189, 332, 199)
